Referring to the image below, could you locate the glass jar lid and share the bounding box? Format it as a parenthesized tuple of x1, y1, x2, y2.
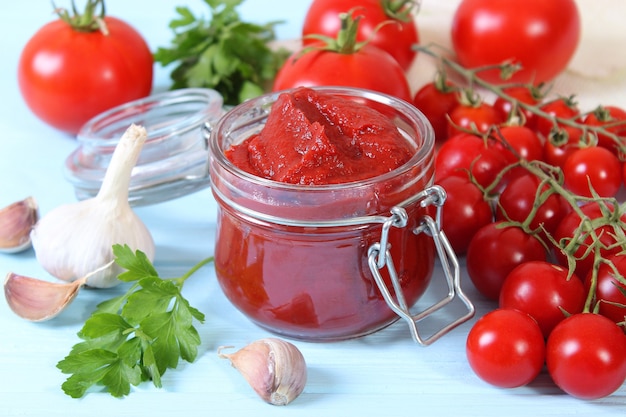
(64, 88, 223, 206)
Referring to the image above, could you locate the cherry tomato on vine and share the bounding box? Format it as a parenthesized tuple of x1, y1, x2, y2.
(534, 97, 581, 140)
(496, 174, 569, 238)
(553, 202, 626, 279)
(584, 254, 626, 325)
(466, 221, 547, 300)
(495, 125, 543, 182)
(546, 313, 626, 400)
(18, 1, 153, 135)
(493, 86, 542, 129)
(583, 105, 626, 154)
(447, 101, 504, 138)
(435, 133, 510, 189)
(302, 0, 419, 70)
(542, 126, 582, 169)
(438, 175, 493, 255)
(499, 261, 585, 338)
(274, 10, 412, 102)
(466, 308, 545, 388)
(563, 146, 622, 198)
(451, 0, 581, 85)
(412, 79, 459, 142)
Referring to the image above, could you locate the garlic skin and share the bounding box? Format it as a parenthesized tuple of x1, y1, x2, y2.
(4, 272, 85, 321)
(0, 196, 39, 253)
(218, 338, 307, 406)
(30, 124, 155, 288)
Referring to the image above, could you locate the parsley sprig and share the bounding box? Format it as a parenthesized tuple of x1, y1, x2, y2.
(56, 244, 213, 398)
(154, 0, 289, 105)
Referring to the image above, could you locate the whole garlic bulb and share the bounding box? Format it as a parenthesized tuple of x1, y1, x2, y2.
(218, 338, 307, 406)
(31, 124, 155, 288)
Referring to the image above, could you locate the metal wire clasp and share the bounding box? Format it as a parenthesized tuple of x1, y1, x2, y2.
(367, 185, 475, 345)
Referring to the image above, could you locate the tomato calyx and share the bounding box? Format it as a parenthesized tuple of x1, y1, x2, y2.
(301, 8, 369, 55)
(381, 0, 419, 23)
(53, 0, 108, 34)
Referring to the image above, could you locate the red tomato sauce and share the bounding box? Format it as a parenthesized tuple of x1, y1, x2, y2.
(211, 87, 436, 341)
(225, 87, 414, 184)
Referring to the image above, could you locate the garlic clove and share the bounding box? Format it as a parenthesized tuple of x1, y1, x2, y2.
(218, 338, 307, 406)
(3, 272, 85, 322)
(0, 196, 39, 253)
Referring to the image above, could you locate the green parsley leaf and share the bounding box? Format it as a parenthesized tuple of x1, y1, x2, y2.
(154, 0, 289, 105)
(57, 244, 213, 398)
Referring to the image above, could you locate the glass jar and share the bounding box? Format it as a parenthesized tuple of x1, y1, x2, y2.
(64, 88, 223, 205)
(208, 86, 474, 343)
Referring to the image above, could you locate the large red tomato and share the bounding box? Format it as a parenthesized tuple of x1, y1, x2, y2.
(302, 0, 419, 70)
(451, 0, 581, 85)
(18, 6, 153, 135)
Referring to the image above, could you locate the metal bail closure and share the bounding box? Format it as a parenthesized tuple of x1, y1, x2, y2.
(367, 185, 475, 345)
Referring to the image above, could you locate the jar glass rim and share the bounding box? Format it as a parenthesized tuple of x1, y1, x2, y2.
(209, 86, 435, 192)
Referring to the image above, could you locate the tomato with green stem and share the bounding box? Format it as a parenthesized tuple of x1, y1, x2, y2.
(546, 313, 626, 400)
(302, 0, 419, 70)
(413, 78, 459, 142)
(18, 0, 153, 135)
(274, 9, 412, 102)
(583, 105, 626, 154)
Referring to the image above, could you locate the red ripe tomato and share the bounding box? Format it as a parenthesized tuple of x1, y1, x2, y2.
(535, 98, 581, 140)
(493, 86, 542, 129)
(447, 101, 504, 138)
(583, 105, 626, 154)
(434, 133, 510, 189)
(546, 313, 626, 400)
(18, 7, 153, 135)
(496, 174, 569, 238)
(466, 221, 547, 300)
(466, 308, 545, 388)
(542, 126, 582, 169)
(451, 0, 581, 85)
(302, 0, 419, 70)
(562, 146, 622, 198)
(438, 175, 493, 255)
(584, 255, 626, 325)
(412, 80, 459, 143)
(553, 202, 626, 279)
(499, 261, 586, 338)
(496, 125, 543, 182)
(274, 11, 411, 102)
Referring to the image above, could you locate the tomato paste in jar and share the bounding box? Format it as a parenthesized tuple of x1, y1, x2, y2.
(209, 86, 437, 341)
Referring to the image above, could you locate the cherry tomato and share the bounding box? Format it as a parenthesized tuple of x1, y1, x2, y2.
(466, 222, 547, 300)
(493, 86, 542, 129)
(495, 125, 543, 183)
(447, 101, 504, 138)
(563, 146, 622, 198)
(496, 174, 569, 238)
(535, 98, 581, 140)
(274, 11, 411, 102)
(542, 126, 582, 169)
(499, 261, 585, 338)
(553, 202, 626, 279)
(18, 6, 153, 135)
(412, 80, 459, 142)
(584, 255, 626, 325)
(302, 0, 419, 70)
(434, 133, 510, 189)
(546, 313, 626, 400)
(451, 0, 581, 85)
(583, 105, 626, 154)
(438, 175, 493, 255)
(466, 308, 545, 388)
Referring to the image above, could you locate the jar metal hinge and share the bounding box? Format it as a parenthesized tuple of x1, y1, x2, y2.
(367, 185, 475, 346)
